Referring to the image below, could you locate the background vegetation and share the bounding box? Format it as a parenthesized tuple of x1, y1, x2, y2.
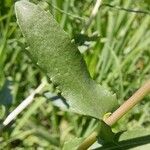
(0, 0, 150, 149)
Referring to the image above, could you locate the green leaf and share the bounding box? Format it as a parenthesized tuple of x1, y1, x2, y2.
(97, 121, 115, 144)
(15, 1, 118, 119)
(94, 128, 150, 150)
(119, 128, 150, 141)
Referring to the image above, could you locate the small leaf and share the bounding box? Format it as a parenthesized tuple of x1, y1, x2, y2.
(119, 128, 150, 141)
(97, 121, 115, 144)
(15, 1, 118, 119)
(94, 128, 150, 150)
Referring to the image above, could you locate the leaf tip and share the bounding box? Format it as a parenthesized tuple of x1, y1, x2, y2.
(15, 0, 34, 20)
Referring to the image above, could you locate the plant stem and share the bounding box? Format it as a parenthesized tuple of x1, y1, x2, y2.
(81, 0, 102, 34)
(105, 80, 150, 126)
(77, 132, 98, 150)
(78, 80, 150, 150)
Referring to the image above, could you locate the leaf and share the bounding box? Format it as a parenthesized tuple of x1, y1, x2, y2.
(15, 1, 118, 119)
(97, 121, 115, 144)
(119, 128, 150, 141)
(94, 128, 150, 150)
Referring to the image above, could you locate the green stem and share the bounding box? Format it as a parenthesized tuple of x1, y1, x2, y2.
(78, 80, 150, 150)
(77, 132, 98, 150)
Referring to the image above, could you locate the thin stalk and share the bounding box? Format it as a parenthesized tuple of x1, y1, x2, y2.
(77, 132, 98, 150)
(105, 80, 150, 126)
(78, 80, 150, 150)
(3, 80, 46, 126)
(81, 0, 102, 34)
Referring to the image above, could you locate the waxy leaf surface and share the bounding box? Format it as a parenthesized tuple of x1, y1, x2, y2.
(15, 1, 118, 119)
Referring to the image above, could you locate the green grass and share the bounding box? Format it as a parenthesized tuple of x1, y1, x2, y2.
(0, 0, 150, 149)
